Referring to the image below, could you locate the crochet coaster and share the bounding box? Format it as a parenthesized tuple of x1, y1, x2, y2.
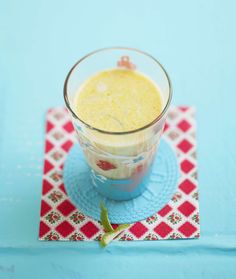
(63, 139, 179, 223)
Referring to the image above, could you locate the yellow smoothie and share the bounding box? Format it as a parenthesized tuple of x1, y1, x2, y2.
(74, 69, 162, 132)
(73, 69, 163, 179)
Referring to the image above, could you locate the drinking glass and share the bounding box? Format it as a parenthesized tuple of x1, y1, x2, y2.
(64, 47, 172, 200)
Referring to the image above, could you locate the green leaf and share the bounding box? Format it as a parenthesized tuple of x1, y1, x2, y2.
(100, 224, 130, 247)
(100, 202, 114, 232)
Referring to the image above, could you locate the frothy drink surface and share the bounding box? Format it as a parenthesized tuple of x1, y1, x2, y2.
(74, 69, 162, 132)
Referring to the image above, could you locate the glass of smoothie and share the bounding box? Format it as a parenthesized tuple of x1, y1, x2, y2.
(64, 47, 172, 201)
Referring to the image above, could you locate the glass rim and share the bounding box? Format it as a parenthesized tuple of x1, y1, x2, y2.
(63, 46, 172, 135)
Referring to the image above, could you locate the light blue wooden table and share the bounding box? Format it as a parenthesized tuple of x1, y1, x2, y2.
(1, 0, 236, 278)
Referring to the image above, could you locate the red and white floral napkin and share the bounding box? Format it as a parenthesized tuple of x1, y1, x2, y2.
(39, 106, 200, 241)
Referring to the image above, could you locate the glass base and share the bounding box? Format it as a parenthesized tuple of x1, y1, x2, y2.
(90, 163, 153, 201)
(63, 139, 179, 223)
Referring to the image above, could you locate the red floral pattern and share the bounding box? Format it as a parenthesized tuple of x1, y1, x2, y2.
(171, 192, 182, 203)
(69, 211, 85, 224)
(48, 191, 63, 203)
(45, 211, 61, 224)
(144, 233, 159, 240)
(169, 232, 182, 239)
(192, 213, 200, 224)
(69, 232, 85, 241)
(117, 56, 136, 70)
(167, 212, 182, 224)
(44, 232, 60, 241)
(146, 215, 158, 225)
(96, 160, 116, 171)
(39, 107, 200, 241)
(120, 234, 134, 241)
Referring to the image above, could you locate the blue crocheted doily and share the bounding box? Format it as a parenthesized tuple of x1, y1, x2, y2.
(63, 139, 179, 224)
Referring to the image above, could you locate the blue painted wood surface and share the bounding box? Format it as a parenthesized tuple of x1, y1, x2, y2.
(0, 0, 236, 278)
